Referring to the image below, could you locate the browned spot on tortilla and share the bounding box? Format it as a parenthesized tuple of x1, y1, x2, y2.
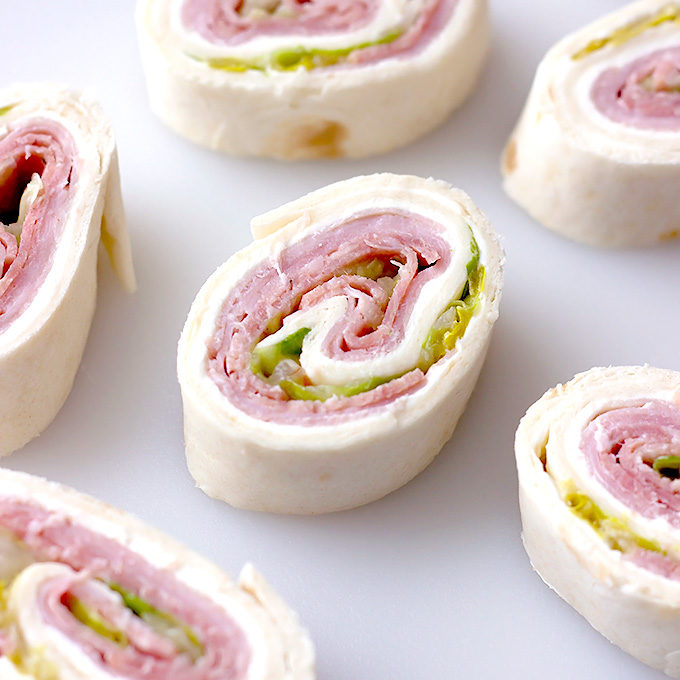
(269, 120, 347, 160)
(503, 139, 517, 175)
(538, 438, 548, 471)
(660, 229, 680, 241)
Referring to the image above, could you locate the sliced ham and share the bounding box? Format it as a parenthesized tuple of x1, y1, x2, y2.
(180, 0, 456, 64)
(0, 499, 250, 679)
(137, 0, 488, 158)
(178, 174, 503, 513)
(208, 210, 450, 425)
(0, 85, 135, 457)
(0, 469, 315, 679)
(516, 365, 680, 676)
(592, 46, 680, 129)
(502, 0, 680, 246)
(182, 0, 378, 43)
(581, 400, 680, 525)
(0, 119, 76, 331)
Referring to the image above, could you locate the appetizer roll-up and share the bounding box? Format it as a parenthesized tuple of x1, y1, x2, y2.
(516, 366, 680, 676)
(136, 0, 489, 159)
(178, 174, 503, 514)
(502, 1, 680, 247)
(0, 85, 135, 457)
(0, 468, 315, 680)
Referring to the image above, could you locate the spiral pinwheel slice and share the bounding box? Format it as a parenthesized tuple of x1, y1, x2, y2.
(515, 366, 680, 676)
(178, 173, 503, 514)
(0, 85, 135, 457)
(0, 468, 315, 680)
(136, 0, 489, 159)
(502, 0, 680, 247)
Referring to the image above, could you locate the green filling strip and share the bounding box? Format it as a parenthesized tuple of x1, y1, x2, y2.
(193, 30, 402, 72)
(572, 4, 680, 60)
(418, 237, 484, 371)
(251, 237, 485, 402)
(0, 105, 13, 117)
(653, 455, 680, 478)
(564, 486, 664, 555)
(63, 592, 129, 647)
(59, 582, 204, 661)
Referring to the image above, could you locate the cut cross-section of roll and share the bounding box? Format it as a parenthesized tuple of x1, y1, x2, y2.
(502, 0, 680, 247)
(136, 0, 489, 159)
(0, 85, 135, 457)
(515, 366, 680, 676)
(178, 173, 503, 514)
(0, 468, 315, 680)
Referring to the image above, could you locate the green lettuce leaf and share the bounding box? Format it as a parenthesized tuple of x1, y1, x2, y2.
(195, 30, 402, 72)
(279, 375, 392, 401)
(564, 487, 663, 554)
(252, 327, 311, 377)
(109, 583, 204, 661)
(419, 258, 484, 371)
(653, 455, 680, 478)
(63, 592, 129, 646)
(573, 5, 680, 60)
(340, 258, 388, 280)
(55, 582, 204, 661)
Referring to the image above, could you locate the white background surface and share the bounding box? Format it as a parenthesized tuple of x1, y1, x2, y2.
(3, 1, 680, 677)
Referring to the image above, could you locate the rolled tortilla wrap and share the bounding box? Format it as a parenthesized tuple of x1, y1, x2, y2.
(136, 0, 489, 159)
(516, 366, 680, 676)
(502, 0, 680, 247)
(178, 173, 503, 514)
(0, 84, 135, 456)
(0, 468, 315, 680)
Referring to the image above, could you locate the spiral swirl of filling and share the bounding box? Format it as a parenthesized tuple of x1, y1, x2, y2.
(592, 46, 680, 129)
(180, 0, 459, 70)
(576, 400, 680, 580)
(0, 498, 251, 679)
(207, 209, 484, 424)
(0, 118, 77, 331)
(182, 0, 379, 42)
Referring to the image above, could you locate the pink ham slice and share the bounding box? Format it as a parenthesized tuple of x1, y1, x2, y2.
(628, 547, 680, 581)
(208, 210, 455, 424)
(0, 498, 251, 679)
(0, 229, 17, 278)
(581, 400, 680, 580)
(181, 0, 458, 63)
(0, 118, 77, 331)
(591, 46, 680, 129)
(182, 0, 377, 43)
